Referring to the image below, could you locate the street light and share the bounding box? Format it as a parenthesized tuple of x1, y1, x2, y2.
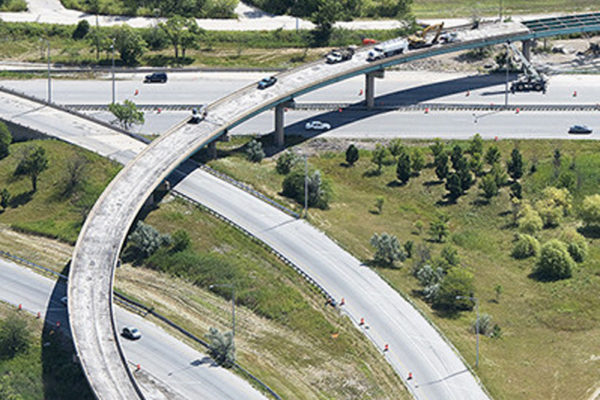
(110, 39, 116, 104)
(456, 295, 479, 368)
(304, 154, 308, 218)
(209, 283, 235, 338)
(40, 38, 51, 103)
(504, 41, 510, 108)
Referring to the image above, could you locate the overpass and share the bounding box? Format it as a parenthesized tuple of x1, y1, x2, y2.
(68, 14, 600, 400)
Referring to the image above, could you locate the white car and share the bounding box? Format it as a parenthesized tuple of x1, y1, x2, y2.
(305, 121, 331, 131)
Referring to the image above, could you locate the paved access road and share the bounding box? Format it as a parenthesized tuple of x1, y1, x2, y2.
(0, 258, 267, 400)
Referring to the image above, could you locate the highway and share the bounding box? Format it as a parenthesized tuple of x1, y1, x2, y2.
(2, 72, 598, 138)
(0, 258, 267, 400)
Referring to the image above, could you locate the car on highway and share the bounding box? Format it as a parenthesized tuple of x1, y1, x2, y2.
(305, 120, 331, 131)
(121, 326, 142, 340)
(257, 76, 277, 90)
(144, 72, 168, 83)
(568, 125, 593, 134)
(61, 296, 68, 306)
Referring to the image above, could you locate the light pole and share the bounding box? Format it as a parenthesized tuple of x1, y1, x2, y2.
(504, 41, 510, 108)
(304, 154, 308, 218)
(41, 38, 51, 103)
(209, 284, 235, 338)
(110, 39, 116, 104)
(499, 0, 503, 22)
(457, 295, 479, 368)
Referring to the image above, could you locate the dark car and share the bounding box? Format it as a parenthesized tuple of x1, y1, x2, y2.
(257, 76, 277, 90)
(568, 125, 592, 134)
(144, 72, 167, 83)
(121, 326, 142, 340)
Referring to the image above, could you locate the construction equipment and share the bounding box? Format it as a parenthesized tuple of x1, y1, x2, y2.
(408, 23, 444, 49)
(581, 42, 600, 57)
(506, 42, 548, 94)
(367, 38, 409, 61)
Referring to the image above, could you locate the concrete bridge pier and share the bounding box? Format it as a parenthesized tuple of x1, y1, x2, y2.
(522, 39, 533, 61)
(274, 101, 295, 147)
(365, 70, 385, 109)
(208, 141, 217, 159)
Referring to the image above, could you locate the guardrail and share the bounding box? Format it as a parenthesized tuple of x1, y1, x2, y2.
(0, 249, 282, 400)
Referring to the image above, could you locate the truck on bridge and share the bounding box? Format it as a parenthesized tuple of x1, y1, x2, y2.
(367, 38, 409, 61)
(326, 46, 356, 64)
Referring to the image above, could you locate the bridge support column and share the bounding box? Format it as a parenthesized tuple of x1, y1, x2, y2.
(522, 39, 533, 61)
(274, 101, 294, 148)
(365, 70, 385, 109)
(208, 141, 217, 159)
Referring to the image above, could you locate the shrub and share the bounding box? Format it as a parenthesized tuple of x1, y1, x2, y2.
(432, 267, 475, 311)
(387, 138, 405, 156)
(171, 229, 191, 253)
(0, 312, 30, 359)
(403, 240, 413, 258)
(580, 194, 600, 227)
(0, 188, 10, 210)
(370, 232, 406, 267)
(441, 245, 460, 267)
(429, 139, 445, 158)
(429, 214, 450, 243)
(511, 234, 540, 259)
(468, 134, 483, 155)
(371, 144, 387, 173)
(485, 145, 501, 166)
(245, 139, 265, 163)
(374, 196, 384, 214)
(517, 202, 543, 234)
(506, 148, 523, 181)
(206, 327, 235, 368)
(276, 151, 301, 174)
(490, 162, 508, 187)
(535, 187, 572, 228)
(72, 20, 90, 39)
(124, 222, 171, 262)
(560, 229, 588, 262)
(282, 166, 331, 209)
(472, 313, 493, 336)
(411, 148, 425, 175)
(415, 264, 443, 287)
(345, 144, 359, 166)
(479, 173, 498, 199)
(434, 153, 449, 181)
(396, 150, 411, 184)
(533, 239, 575, 281)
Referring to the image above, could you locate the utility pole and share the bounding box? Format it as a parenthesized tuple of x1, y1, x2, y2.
(46, 39, 51, 103)
(505, 41, 510, 108)
(111, 39, 116, 104)
(304, 154, 308, 218)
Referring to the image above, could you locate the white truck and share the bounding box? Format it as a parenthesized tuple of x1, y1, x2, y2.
(367, 38, 409, 61)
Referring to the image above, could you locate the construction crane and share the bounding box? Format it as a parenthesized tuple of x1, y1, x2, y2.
(408, 23, 444, 49)
(506, 41, 548, 94)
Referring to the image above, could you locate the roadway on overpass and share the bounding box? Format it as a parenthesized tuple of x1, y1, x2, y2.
(0, 258, 267, 400)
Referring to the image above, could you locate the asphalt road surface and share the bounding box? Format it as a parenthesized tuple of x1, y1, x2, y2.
(0, 258, 267, 400)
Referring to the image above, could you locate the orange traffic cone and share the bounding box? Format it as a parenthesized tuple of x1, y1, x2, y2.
(408, 372, 413, 380)
(134, 89, 139, 96)
(18, 304, 22, 310)
(37, 312, 41, 319)
(424, 107, 429, 114)
(359, 89, 363, 96)
(466, 90, 470, 97)
(573, 90, 577, 97)
(359, 318, 365, 326)
(515, 107, 520, 114)
(340, 298, 345, 306)
(384, 344, 389, 352)
(136, 364, 141, 371)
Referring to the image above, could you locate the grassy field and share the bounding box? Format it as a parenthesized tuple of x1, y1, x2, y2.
(208, 137, 600, 400)
(0, 138, 408, 399)
(412, 0, 598, 18)
(0, 302, 93, 400)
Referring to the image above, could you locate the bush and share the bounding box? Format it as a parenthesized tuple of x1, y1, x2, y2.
(560, 229, 588, 262)
(245, 139, 265, 163)
(479, 173, 498, 199)
(72, 20, 90, 39)
(0, 312, 30, 359)
(535, 187, 572, 228)
(206, 327, 235, 368)
(580, 194, 600, 227)
(533, 239, 575, 281)
(472, 313, 493, 336)
(282, 166, 331, 209)
(345, 144, 359, 166)
(432, 267, 475, 311)
(370, 232, 406, 267)
(276, 151, 301, 174)
(142, 27, 170, 50)
(171, 229, 191, 253)
(517, 202, 543, 234)
(441, 245, 460, 267)
(124, 222, 171, 262)
(511, 234, 540, 259)
(429, 214, 450, 243)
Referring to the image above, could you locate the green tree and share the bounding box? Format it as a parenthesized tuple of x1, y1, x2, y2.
(494, 284, 503, 303)
(479, 173, 498, 199)
(345, 144, 359, 166)
(434, 153, 449, 181)
(113, 24, 146, 65)
(535, 187, 571, 228)
(374, 196, 384, 214)
(245, 139, 265, 163)
(0, 188, 10, 210)
(62, 155, 88, 197)
(276, 151, 301, 174)
(445, 173, 462, 201)
(506, 148, 524, 181)
(124, 222, 172, 261)
(0, 312, 30, 359)
(206, 327, 235, 368)
(580, 194, 600, 227)
(456, 156, 472, 191)
(14, 145, 48, 192)
(441, 245, 460, 267)
(517, 202, 543, 234)
(533, 239, 575, 281)
(72, 19, 90, 39)
(0, 121, 12, 160)
(387, 138, 405, 157)
(469, 152, 484, 177)
(371, 144, 387, 174)
(0, 374, 22, 400)
(429, 214, 450, 243)
(282, 166, 331, 209)
(433, 267, 475, 311)
(450, 145, 463, 170)
(86, 26, 110, 61)
(396, 150, 411, 184)
(429, 139, 445, 158)
(411, 148, 425, 175)
(370, 232, 406, 267)
(160, 15, 201, 59)
(468, 133, 483, 155)
(309, 0, 342, 45)
(511, 233, 540, 259)
(510, 181, 522, 199)
(490, 162, 508, 187)
(485, 145, 501, 166)
(561, 228, 588, 263)
(108, 100, 145, 129)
